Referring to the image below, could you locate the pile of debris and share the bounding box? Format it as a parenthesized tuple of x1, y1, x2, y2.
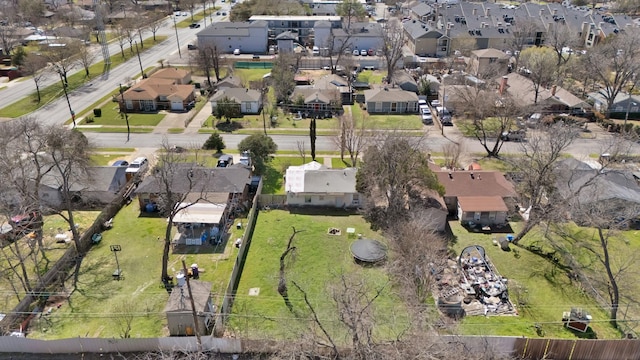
(435, 245, 516, 318)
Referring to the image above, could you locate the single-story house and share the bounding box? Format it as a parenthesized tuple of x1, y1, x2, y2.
(120, 78, 195, 112)
(392, 71, 419, 93)
(434, 168, 516, 226)
(587, 92, 640, 120)
(39, 166, 128, 209)
(500, 73, 590, 113)
(135, 165, 251, 212)
(285, 161, 362, 208)
(151, 67, 192, 85)
(469, 48, 510, 76)
(364, 87, 419, 114)
(289, 88, 342, 117)
(210, 88, 262, 114)
(312, 74, 353, 105)
(165, 280, 214, 336)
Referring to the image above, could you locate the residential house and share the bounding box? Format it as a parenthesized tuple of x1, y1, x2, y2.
(403, 20, 449, 57)
(314, 21, 383, 53)
(392, 71, 419, 93)
(554, 158, 640, 222)
(500, 73, 589, 113)
(285, 161, 363, 208)
(135, 165, 251, 211)
(196, 21, 268, 54)
(312, 73, 352, 105)
(39, 166, 128, 209)
(364, 87, 419, 114)
(289, 88, 342, 118)
(120, 78, 195, 112)
(469, 48, 509, 76)
(587, 92, 640, 120)
(165, 280, 215, 336)
(215, 75, 243, 89)
(172, 193, 230, 246)
(210, 88, 262, 114)
(151, 68, 192, 85)
(434, 167, 516, 226)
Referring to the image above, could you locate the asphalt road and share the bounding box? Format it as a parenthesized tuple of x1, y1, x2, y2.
(84, 130, 638, 158)
(0, 4, 231, 125)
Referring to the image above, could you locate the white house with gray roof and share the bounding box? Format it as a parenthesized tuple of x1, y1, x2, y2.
(196, 21, 268, 54)
(211, 88, 262, 114)
(285, 161, 362, 208)
(364, 88, 419, 114)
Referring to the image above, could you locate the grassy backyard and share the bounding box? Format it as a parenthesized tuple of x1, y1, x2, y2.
(351, 104, 423, 130)
(27, 203, 239, 339)
(450, 221, 620, 339)
(229, 210, 406, 340)
(0, 36, 167, 118)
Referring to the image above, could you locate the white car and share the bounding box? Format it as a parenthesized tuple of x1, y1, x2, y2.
(181, 11, 188, 16)
(353, 49, 360, 56)
(233, 48, 241, 55)
(360, 49, 368, 56)
(126, 157, 149, 176)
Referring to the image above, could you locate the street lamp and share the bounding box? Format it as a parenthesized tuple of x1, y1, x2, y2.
(172, 13, 182, 58)
(60, 74, 75, 127)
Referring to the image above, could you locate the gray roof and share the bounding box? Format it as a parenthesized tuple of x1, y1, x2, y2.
(411, 3, 433, 17)
(332, 22, 383, 38)
(211, 87, 261, 102)
(197, 21, 267, 37)
(304, 168, 357, 193)
(276, 31, 297, 40)
(364, 88, 419, 102)
(290, 87, 340, 104)
(41, 166, 126, 193)
(403, 20, 443, 40)
(136, 165, 250, 195)
(165, 280, 212, 312)
(216, 75, 243, 89)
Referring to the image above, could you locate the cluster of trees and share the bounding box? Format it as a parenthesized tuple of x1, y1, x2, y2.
(0, 117, 93, 305)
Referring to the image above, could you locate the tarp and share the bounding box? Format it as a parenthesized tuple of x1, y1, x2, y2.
(172, 203, 226, 224)
(284, 161, 324, 193)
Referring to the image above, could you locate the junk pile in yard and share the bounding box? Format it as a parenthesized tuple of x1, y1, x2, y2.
(435, 245, 516, 318)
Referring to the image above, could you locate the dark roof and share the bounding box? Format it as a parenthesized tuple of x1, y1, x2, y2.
(435, 170, 516, 198)
(41, 166, 126, 193)
(364, 88, 419, 102)
(412, 3, 433, 17)
(403, 20, 443, 40)
(165, 280, 212, 312)
(135, 165, 250, 195)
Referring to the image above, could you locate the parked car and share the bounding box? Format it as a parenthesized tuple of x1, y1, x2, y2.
(233, 48, 241, 55)
(360, 49, 368, 56)
(187, 43, 198, 50)
(216, 11, 221, 15)
(367, 49, 374, 56)
(189, 23, 201, 28)
(436, 106, 453, 126)
(312, 46, 320, 56)
(421, 110, 433, 125)
(112, 160, 129, 167)
(126, 157, 149, 175)
(217, 154, 234, 168)
(501, 129, 526, 141)
(181, 11, 188, 16)
(222, 12, 227, 15)
(353, 49, 360, 56)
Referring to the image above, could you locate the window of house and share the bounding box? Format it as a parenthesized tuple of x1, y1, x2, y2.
(489, 212, 496, 220)
(376, 102, 382, 112)
(489, 58, 496, 63)
(319, 196, 324, 200)
(305, 196, 312, 203)
(391, 102, 397, 112)
(125, 100, 133, 110)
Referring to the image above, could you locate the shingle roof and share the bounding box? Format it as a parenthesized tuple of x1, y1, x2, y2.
(412, 3, 433, 17)
(303, 168, 358, 193)
(458, 196, 508, 212)
(502, 73, 586, 108)
(124, 78, 194, 101)
(472, 48, 509, 59)
(196, 21, 267, 37)
(151, 68, 190, 81)
(135, 165, 250, 195)
(435, 170, 516, 198)
(211, 88, 261, 103)
(364, 88, 419, 102)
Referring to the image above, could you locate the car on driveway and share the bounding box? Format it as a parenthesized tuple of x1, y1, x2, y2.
(112, 160, 129, 167)
(420, 108, 433, 125)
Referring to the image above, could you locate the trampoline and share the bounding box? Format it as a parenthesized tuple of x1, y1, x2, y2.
(350, 239, 387, 263)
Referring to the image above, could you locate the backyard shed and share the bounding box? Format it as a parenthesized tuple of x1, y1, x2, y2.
(165, 280, 215, 336)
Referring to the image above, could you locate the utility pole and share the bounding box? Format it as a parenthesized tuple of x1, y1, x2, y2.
(182, 260, 202, 351)
(119, 83, 131, 142)
(173, 14, 182, 58)
(134, 41, 145, 78)
(60, 74, 75, 127)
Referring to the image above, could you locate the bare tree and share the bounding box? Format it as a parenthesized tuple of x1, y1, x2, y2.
(546, 22, 581, 68)
(196, 44, 222, 87)
(113, 298, 137, 338)
(277, 227, 302, 312)
(335, 0, 366, 31)
(357, 133, 444, 229)
(507, 19, 539, 69)
(323, 31, 352, 75)
(271, 52, 296, 103)
(43, 40, 79, 86)
(582, 31, 640, 117)
(333, 110, 370, 166)
(442, 141, 464, 169)
(519, 47, 557, 104)
(74, 40, 96, 77)
(21, 53, 48, 103)
(147, 11, 166, 42)
(113, 24, 128, 58)
(0, 23, 19, 55)
(296, 140, 306, 163)
(380, 19, 405, 84)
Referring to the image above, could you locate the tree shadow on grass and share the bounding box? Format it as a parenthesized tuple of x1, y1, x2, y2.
(261, 165, 283, 194)
(215, 120, 244, 133)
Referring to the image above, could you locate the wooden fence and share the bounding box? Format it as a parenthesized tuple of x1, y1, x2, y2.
(257, 194, 286, 207)
(514, 337, 640, 359)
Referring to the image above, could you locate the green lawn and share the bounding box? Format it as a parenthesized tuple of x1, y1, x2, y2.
(234, 69, 272, 84)
(331, 158, 353, 168)
(229, 210, 406, 340)
(0, 36, 167, 118)
(90, 153, 129, 166)
(350, 104, 423, 130)
(28, 204, 238, 339)
(450, 221, 620, 339)
(83, 102, 166, 126)
(357, 70, 386, 85)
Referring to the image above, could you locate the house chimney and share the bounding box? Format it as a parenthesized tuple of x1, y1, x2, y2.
(472, 8, 477, 16)
(551, 85, 557, 96)
(499, 75, 508, 95)
(449, 172, 453, 179)
(470, 172, 475, 179)
(539, 9, 544, 16)
(553, 9, 558, 15)
(485, 8, 490, 17)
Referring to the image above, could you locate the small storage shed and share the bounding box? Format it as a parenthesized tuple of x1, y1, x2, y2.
(165, 280, 215, 336)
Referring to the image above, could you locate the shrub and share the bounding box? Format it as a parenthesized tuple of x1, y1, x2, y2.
(85, 116, 94, 123)
(202, 132, 225, 152)
(93, 108, 102, 117)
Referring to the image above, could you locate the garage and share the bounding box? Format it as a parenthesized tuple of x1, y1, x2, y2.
(170, 99, 184, 111)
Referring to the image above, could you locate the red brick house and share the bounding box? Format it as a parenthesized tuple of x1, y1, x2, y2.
(120, 77, 195, 112)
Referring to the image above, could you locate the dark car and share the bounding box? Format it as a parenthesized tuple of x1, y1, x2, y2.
(216, 11, 221, 15)
(188, 23, 201, 28)
(222, 12, 227, 16)
(187, 43, 198, 50)
(112, 160, 129, 167)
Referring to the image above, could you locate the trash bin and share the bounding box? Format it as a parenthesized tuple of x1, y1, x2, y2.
(236, 222, 242, 230)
